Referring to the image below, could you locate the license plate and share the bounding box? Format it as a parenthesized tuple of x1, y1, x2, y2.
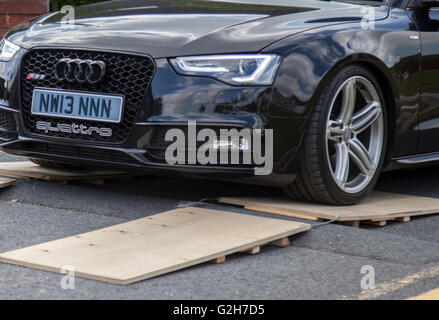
(31, 88, 124, 123)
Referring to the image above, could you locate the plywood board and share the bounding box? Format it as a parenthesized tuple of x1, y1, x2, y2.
(219, 192, 439, 222)
(0, 161, 132, 181)
(0, 207, 310, 285)
(0, 177, 16, 188)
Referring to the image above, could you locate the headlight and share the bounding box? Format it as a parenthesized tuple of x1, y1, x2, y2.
(0, 40, 21, 62)
(169, 54, 281, 86)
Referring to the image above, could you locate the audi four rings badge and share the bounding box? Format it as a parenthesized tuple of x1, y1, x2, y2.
(54, 58, 106, 84)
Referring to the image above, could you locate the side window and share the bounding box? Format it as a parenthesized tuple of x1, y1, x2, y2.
(430, 7, 439, 21)
(412, 7, 439, 31)
(427, 8, 439, 30)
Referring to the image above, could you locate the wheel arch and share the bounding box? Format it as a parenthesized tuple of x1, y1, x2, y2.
(309, 54, 398, 167)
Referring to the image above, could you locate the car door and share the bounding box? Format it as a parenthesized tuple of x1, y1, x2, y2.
(415, 4, 439, 153)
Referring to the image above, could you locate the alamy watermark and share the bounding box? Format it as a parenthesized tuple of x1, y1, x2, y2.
(361, 265, 376, 290)
(60, 5, 75, 29)
(60, 265, 75, 290)
(164, 121, 274, 176)
(361, 6, 375, 30)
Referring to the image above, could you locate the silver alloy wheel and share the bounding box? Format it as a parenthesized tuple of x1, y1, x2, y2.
(325, 76, 384, 194)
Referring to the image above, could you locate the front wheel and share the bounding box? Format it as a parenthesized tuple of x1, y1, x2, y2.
(285, 65, 387, 205)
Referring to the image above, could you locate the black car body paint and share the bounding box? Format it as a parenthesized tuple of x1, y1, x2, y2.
(0, 0, 435, 186)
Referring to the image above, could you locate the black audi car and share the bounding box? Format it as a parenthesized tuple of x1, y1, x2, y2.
(0, 0, 438, 205)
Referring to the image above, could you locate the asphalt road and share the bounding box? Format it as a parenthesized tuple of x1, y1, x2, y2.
(0, 151, 438, 300)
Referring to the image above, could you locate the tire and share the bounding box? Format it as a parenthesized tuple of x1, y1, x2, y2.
(284, 64, 387, 205)
(28, 158, 76, 169)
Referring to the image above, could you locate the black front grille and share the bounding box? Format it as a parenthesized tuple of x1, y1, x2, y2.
(0, 110, 17, 141)
(0, 131, 17, 141)
(0, 110, 16, 131)
(20, 49, 155, 144)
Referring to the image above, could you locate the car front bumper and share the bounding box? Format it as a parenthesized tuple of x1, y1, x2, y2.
(0, 47, 307, 186)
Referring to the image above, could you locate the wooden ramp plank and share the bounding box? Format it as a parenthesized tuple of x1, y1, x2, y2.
(0, 177, 16, 189)
(218, 191, 439, 223)
(0, 207, 310, 285)
(0, 161, 133, 182)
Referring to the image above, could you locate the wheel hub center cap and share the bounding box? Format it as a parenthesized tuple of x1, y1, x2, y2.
(343, 127, 351, 142)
